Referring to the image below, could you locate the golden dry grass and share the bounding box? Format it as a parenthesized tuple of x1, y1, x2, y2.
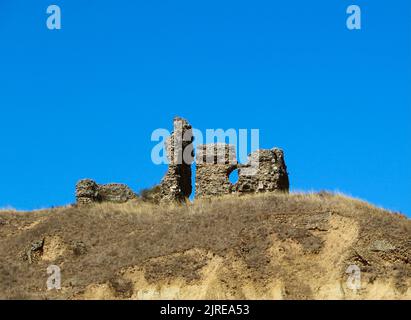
(0, 192, 409, 299)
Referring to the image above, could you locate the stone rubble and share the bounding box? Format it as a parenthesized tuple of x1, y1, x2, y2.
(76, 116, 289, 204)
(76, 179, 137, 205)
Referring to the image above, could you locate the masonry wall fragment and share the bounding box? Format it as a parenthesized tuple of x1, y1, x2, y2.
(236, 148, 289, 194)
(195, 145, 289, 199)
(158, 117, 194, 202)
(195, 144, 237, 198)
(76, 179, 138, 205)
(76, 116, 289, 204)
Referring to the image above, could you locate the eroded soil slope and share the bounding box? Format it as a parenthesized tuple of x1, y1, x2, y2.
(0, 193, 409, 299)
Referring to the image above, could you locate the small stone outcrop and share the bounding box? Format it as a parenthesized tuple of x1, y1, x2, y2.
(98, 184, 138, 203)
(76, 179, 137, 205)
(22, 239, 44, 264)
(158, 117, 194, 202)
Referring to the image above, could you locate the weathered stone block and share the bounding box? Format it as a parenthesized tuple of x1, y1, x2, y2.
(98, 183, 138, 203)
(76, 179, 100, 205)
(76, 179, 137, 205)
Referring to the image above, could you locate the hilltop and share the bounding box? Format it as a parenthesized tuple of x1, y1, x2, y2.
(0, 192, 409, 300)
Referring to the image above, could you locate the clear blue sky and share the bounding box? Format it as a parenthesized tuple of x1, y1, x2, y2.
(0, 1, 410, 215)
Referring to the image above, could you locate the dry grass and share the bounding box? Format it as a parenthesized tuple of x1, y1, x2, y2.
(0, 192, 409, 299)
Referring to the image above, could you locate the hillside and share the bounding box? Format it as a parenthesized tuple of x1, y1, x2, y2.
(0, 192, 409, 300)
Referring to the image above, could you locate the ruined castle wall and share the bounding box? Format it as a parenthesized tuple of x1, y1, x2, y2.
(195, 145, 289, 198)
(195, 144, 237, 198)
(98, 183, 138, 203)
(76, 179, 100, 205)
(159, 117, 194, 202)
(76, 179, 138, 205)
(236, 148, 289, 194)
(76, 117, 289, 204)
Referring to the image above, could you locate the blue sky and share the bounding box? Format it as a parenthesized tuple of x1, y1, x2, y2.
(0, 1, 410, 215)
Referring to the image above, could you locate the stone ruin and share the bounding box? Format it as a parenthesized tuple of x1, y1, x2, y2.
(195, 144, 289, 198)
(158, 116, 289, 201)
(235, 148, 289, 194)
(75, 116, 289, 205)
(195, 144, 237, 198)
(158, 117, 194, 203)
(76, 179, 138, 205)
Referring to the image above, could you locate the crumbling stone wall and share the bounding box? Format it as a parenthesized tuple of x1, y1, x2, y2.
(76, 116, 289, 204)
(76, 179, 137, 205)
(195, 145, 289, 199)
(159, 117, 194, 202)
(195, 144, 237, 198)
(236, 148, 289, 194)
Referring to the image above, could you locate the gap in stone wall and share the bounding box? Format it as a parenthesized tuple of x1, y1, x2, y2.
(229, 168, 239, 185)
(189, 163, 196, 200)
